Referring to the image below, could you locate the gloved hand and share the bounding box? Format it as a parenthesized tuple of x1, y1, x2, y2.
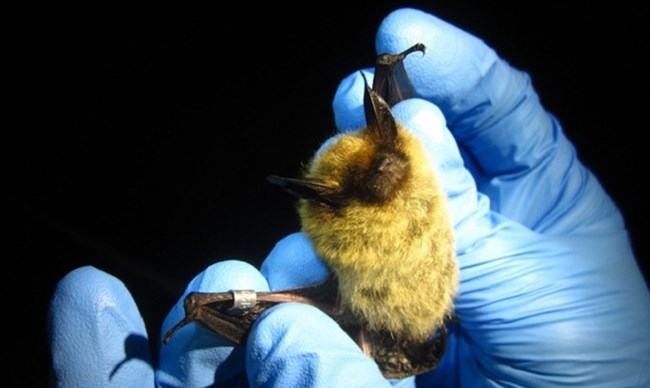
(48, 7, 650, 387)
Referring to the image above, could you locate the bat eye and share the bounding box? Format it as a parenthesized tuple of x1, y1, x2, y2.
(359, 151, 409, 203)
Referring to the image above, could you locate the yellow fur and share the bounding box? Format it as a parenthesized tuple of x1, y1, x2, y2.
(299, 125, 458, 341)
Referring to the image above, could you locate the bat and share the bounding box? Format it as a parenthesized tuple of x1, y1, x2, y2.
(163, 43, 458, 379)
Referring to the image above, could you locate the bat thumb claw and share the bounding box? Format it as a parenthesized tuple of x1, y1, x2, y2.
(162, 318, 192, 344)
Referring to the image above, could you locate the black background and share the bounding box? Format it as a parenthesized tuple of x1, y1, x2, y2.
(5, 2, 648, 385)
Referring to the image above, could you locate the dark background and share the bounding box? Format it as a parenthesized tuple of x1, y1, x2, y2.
(4, 2, 648, 385)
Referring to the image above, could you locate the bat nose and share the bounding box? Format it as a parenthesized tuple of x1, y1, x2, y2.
(377, 156, 394, 175)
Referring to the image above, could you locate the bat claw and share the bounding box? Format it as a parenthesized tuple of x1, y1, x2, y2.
(162, 317, 192, 344)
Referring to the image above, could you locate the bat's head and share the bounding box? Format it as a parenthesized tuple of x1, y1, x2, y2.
(268, 43, 426, 209)
(267, 77, 410, 208)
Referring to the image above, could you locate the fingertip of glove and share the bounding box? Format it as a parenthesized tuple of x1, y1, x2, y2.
(333, 68, 373, 132)
(377, 8, 436, 51)
(54, 265, 120, 291)
(376, 8, 454, 98)
(392, 99, 447, 141)
(376, 7, 497, 110)
(188, 259, 270, 293)
(49, 265, 137, 320)
(48, 266, 154, 386)
(391, 99, 463, 173)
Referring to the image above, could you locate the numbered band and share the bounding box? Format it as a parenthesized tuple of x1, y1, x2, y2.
(229, 289, 257, 313)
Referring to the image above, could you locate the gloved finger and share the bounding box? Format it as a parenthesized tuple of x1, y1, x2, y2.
(156, 260, 269, 387)
(393, 97, 650, 385)
(48, 266, 154, 387)
(390, 98, 488, 247)
(338, 8, 624, 236)
(246, 303, 408, 387)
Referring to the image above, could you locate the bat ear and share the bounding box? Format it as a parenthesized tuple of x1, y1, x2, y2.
(362, 72, 398, 145)
(267, 175, 341, 207)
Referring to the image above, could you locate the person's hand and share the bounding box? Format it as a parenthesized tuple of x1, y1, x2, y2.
(50, 248, 394, 387)
(48, 7, 650, 387)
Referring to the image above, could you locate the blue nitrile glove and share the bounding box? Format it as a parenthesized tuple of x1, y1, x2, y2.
(48, 7, 650, 387)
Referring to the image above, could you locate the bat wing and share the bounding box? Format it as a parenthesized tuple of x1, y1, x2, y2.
(373, 42, 425, 106)
(163, 276, 339, 346)
(373, 58, 414, 107)
(162, 291, 275, 345)
(163, 274, 447, 379)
